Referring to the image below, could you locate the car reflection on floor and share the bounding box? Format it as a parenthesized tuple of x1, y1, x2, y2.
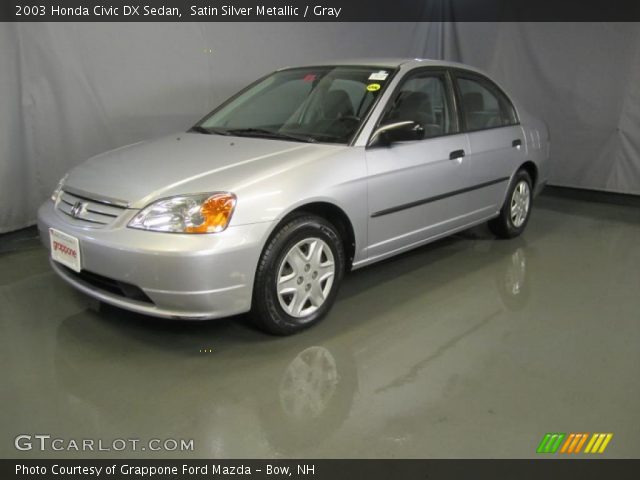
(48, 230, 533, 457)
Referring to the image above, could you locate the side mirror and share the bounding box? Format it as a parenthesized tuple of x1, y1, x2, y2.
(369, 121, 424, 146)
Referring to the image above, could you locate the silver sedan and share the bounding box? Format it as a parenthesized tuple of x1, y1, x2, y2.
(38, 58, 550, 334)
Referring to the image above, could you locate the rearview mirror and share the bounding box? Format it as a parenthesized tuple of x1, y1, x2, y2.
(369, 121, 424, 146)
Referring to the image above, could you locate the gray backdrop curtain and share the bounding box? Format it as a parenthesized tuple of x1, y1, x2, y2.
(1, 22, 639, 233)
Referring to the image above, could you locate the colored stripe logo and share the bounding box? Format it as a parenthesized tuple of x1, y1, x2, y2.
(537, 433, 565, 453)
(583, 433, 614, 454)
(537, 433, 613, 454)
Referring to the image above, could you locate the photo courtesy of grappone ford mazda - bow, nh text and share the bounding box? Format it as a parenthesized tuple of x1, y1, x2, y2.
(38, 58, 550, 335)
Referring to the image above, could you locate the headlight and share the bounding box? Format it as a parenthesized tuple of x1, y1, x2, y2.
(128, 192, 237, 234)
(51, 174, 68, 202)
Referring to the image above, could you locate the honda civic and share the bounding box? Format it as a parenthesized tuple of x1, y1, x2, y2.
(38, 58, 550, 334)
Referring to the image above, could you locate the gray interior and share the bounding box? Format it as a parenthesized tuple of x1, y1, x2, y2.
(1, 22, 639, 233)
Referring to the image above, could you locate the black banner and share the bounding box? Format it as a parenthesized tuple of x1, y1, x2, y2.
(3, 0, 640, 22)
(4, 459, 640, 480)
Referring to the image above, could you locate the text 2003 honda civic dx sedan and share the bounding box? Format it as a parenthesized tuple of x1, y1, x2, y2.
(38, 58, 550, 335)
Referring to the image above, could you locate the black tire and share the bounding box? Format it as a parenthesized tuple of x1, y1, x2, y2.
(488, 170, 533, 239)
(251, 214, 345, 335)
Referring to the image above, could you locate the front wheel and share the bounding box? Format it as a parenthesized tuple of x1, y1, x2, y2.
(488, 170, 533, 238)
(251, 214, 345, 335)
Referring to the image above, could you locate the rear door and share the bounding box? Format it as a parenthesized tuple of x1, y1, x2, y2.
(451, 70, 526, 220)
(365, 69, 472, 261)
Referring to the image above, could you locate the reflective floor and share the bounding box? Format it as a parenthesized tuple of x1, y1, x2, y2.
(1, 192, 639, 458)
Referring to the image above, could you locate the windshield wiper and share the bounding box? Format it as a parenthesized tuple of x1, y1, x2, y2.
(188, 126, 211, 134)
(188, 126, 232, 136)
(226, 128, 316, 143)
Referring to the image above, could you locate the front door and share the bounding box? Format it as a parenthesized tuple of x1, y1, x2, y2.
(365, 69, 472, 262)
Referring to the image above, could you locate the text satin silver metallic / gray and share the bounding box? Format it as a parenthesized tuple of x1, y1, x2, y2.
(37, 58, 550, 334)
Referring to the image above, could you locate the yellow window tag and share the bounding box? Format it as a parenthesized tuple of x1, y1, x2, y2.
(367, 83, 381, 92)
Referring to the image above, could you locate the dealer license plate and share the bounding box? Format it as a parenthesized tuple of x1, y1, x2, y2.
(49, 228, 82, 272)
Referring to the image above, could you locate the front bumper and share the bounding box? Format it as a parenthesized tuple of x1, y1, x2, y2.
(37, 200, 273, 319)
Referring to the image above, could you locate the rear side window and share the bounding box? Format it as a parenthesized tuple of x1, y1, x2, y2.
(456, 75, 518, 131)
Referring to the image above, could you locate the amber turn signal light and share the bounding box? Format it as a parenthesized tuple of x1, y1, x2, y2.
(186, 193, 236, 233)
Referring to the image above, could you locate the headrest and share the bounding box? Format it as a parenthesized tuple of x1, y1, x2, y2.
(323, 90, 354, 118)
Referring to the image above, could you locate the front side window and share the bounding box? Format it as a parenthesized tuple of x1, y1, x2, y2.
(456, 75, 518, 131)
(195, 66, 394, 144)
(379, 71, 455, 139)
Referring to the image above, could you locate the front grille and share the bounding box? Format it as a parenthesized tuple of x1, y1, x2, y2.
(56, 190, 127, 227)
(61, 265, 154, 304)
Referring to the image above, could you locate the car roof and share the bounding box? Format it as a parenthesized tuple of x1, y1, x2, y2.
(277, 58, 482, 72)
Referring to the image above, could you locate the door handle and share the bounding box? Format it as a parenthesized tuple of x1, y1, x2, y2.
(449, 149, 465, 160)
(512, 139, 522, 148)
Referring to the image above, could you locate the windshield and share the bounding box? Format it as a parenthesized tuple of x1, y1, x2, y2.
(193, 66, 395, 144)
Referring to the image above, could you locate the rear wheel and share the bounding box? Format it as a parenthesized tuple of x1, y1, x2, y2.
(488, 170, 533, 238)
(251, 214, 345, 335)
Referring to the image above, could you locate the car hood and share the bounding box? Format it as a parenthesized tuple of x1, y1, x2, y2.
(64, 133, 336, 208)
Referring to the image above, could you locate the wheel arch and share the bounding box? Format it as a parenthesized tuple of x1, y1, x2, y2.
(263, 201, 357, 271)
(497, 160, 539, 216)
(519, 160, 538, 189)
